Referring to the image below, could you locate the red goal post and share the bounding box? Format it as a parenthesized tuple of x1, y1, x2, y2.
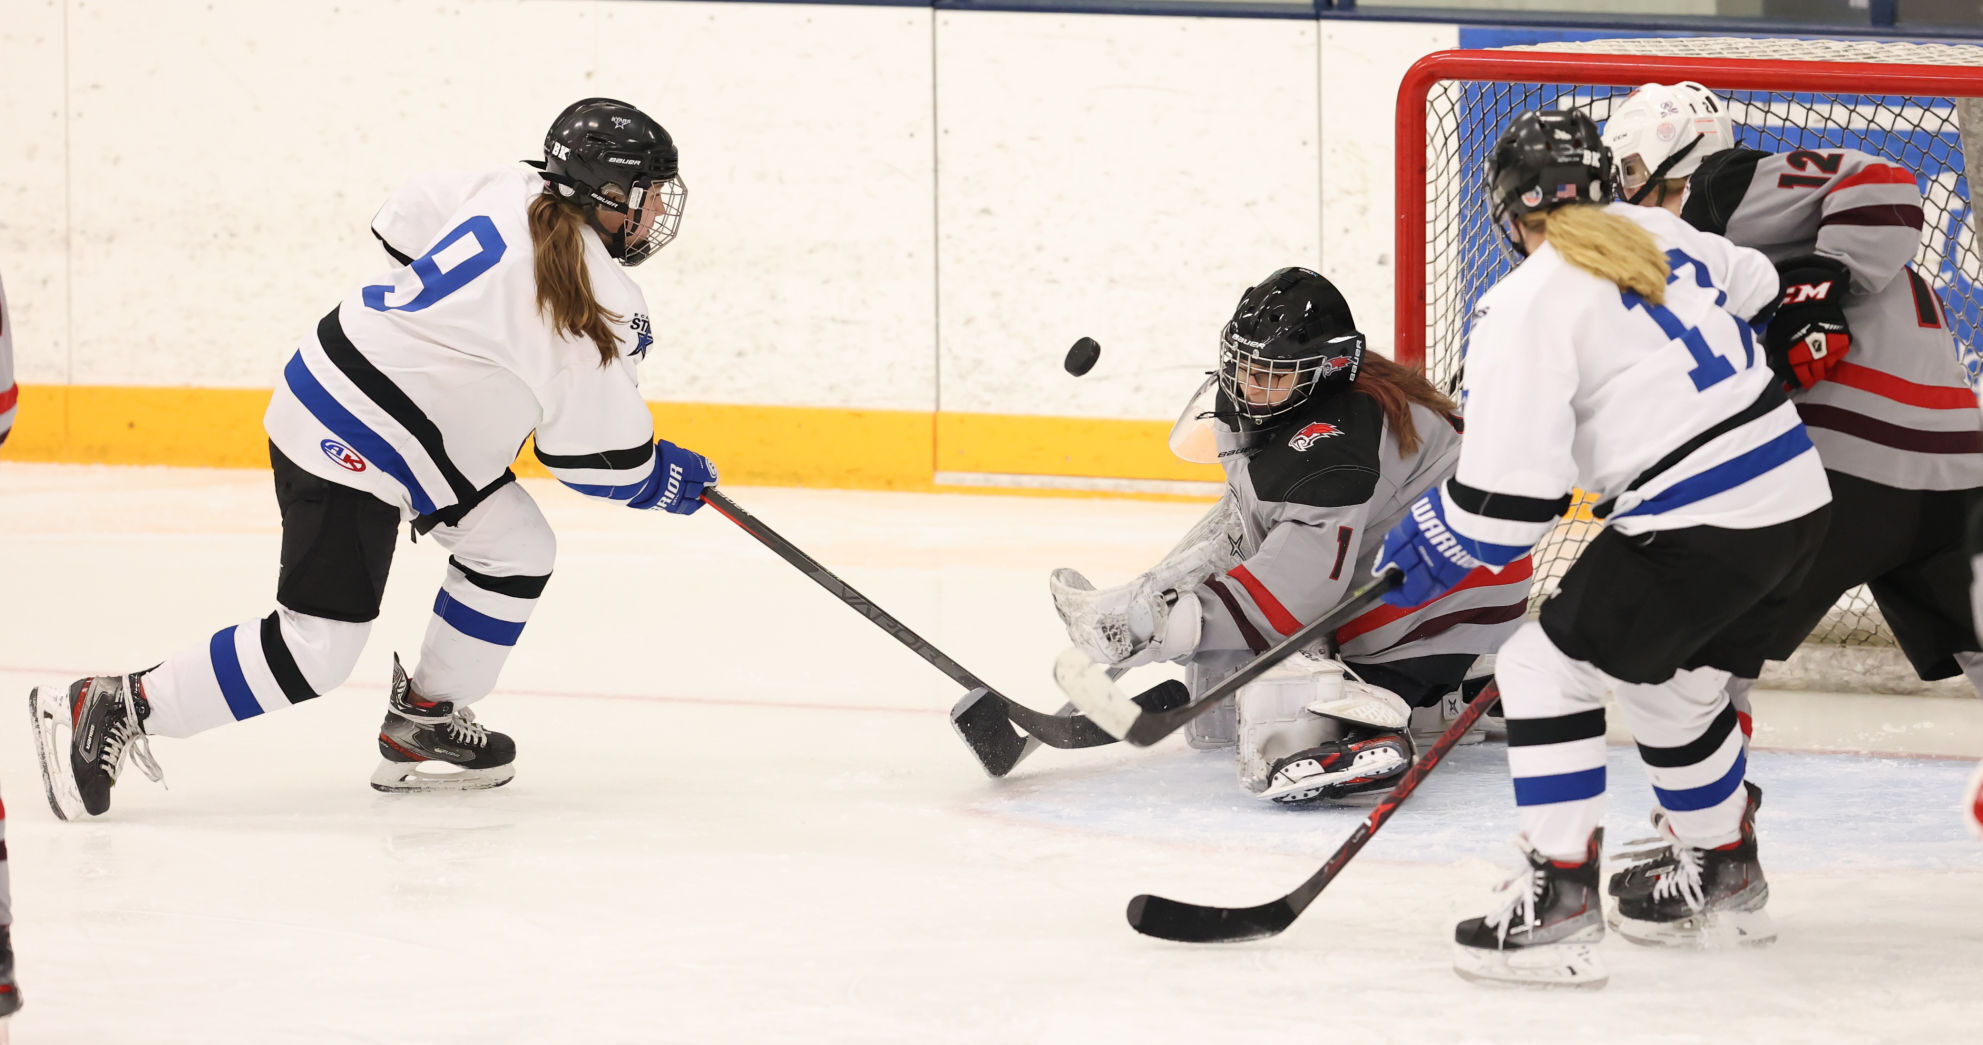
(1390, 40, 1983, 694)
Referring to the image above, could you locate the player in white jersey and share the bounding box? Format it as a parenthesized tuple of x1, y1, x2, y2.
(1603, 82, 1983, 722)
(1375, 110, 1832, 988)
(0, 272, 23, 1017)
(1052, 270, 1529, 803)
(30, 98, 715, 818)
(0, 272, 15, 448)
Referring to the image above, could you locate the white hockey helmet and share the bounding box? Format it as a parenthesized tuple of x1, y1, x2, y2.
(1600, 81, 1735, 204)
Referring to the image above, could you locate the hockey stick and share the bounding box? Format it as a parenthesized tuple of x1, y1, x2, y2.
(1127, 680, 1500, 942)
(699, 490, 1183, 776)
(1060, 567, 1404, 747)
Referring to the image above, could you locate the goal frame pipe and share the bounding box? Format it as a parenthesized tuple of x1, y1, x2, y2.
(1393, 48, 1983, 371)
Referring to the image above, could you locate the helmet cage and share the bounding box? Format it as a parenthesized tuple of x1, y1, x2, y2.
(1217, 328, 1365, 425)
(583, 174, 687, 266)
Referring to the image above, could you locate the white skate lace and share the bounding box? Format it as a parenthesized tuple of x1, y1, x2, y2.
(1649, 845, 1707, 910)
(1484, 840, 1548, 944)
(99, 676, 165, 785)
(445, 709, 489, 747)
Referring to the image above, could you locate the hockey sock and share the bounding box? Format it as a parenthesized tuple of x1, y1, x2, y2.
(1615, 666, 1749, 849)
(410, 555, 548, 705)
(142, 609, 369, 738)
(1497, 624, 1612, 862)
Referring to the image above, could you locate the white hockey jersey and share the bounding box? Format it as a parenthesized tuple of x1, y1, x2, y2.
(264, 164, 666, 520)
(0, 272, 15, 447)
(1443, 204, 1830, 558)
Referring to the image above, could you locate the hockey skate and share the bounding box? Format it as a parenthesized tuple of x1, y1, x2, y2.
(1452, 831, 1608, 990)
(371, 656, 516, 793)
(1607, 780, 1763, 912)
(0, 925, 19, 1019)
(1609, 786, 1775, 949)
(1258, 729, 1412, 804)
(28, 673, 164, 821)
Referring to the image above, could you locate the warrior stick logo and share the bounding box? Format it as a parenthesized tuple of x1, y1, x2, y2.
(320, 440, 367, 472)
(1288, 422, 1343, 451)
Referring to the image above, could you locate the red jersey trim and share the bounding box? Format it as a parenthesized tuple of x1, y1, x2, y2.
(1334, 555, 1535, 646)
(1828, 361, 1977, 410)
(1227, 564, 1303, 637)
(0, 383, 16, 414)
(1826, 164, 1917, 193)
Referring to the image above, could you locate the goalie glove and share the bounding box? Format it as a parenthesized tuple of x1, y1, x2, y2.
(1764, 255, 1852, 390)
(1050, 568, 1202, 668)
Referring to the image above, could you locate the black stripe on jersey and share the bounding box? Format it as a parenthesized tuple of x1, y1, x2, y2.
(1681, 148, 1769, 236)
(1506, 708, 1607, 748)
(1201, 576, 1271, 654)
(1446, 479, 1571, 523)
(533, 441, 655, 472)
(317, 310, 478, 504)
(1636, 703, 1738, 768)
(1907, 268, 1944, 328)
(372, 229, 415, 267)
(259, 612, 319, 704)
(449, 556, 551, 600)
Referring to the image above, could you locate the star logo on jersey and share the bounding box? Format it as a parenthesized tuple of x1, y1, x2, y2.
(1288, 422, 1343, 452)
(320, 439, 368, 473)
(628, 314, 653, 359)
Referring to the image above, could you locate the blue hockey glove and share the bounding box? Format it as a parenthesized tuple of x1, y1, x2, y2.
(631, 440, 718, 515)
(1375, 489, 1482, 608)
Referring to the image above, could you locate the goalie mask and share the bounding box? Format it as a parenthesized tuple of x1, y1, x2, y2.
(541, 97, 686, 266)
(1600, 81, 1734, 205)
(1217, 267, 1366, 429)
(1486, 109, 1615, 258)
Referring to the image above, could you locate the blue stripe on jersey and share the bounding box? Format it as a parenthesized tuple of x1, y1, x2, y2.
(208, 626, 264, 721)
(1512, 766, 1606, 806)
(1611, 425, 1814, 520)
(283, 353, 438, 515)
(432, 591, 526, 646)
(1652, 748, 1748, 812)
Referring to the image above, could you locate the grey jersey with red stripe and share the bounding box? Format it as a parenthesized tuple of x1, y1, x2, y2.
(1193, 388, 1531, 668)
(1685, 147, 1983, 490)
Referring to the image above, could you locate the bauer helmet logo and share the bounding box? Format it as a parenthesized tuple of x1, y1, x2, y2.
(320, 439, 367, 473)
(1289, 422, 1343, 451)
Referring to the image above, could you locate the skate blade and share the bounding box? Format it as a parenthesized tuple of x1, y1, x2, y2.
(1613, 906, 1776, 949)
(29, 686, 83, 822)
(1452, 938, 1608, 990)
(369, 760, 515, 794)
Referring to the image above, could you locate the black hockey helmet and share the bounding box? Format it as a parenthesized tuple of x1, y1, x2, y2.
(1217, 267, 1366, 426)
(1486, 109, 1615, 257)
(541, 97, 686, 266)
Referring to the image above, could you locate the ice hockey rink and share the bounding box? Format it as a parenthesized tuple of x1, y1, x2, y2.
(0, 462, 1977, 1044)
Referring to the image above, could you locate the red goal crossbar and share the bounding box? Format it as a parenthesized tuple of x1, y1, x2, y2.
(1392, 48, 1983, 370)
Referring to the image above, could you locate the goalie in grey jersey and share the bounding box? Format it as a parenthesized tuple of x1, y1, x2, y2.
(1605, 82, 1983, 710)
(1051, 269, 1532, 804)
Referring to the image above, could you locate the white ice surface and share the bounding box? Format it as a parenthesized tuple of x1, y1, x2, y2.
(0, 464, 1979, 1044)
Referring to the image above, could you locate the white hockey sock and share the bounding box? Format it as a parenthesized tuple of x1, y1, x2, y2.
(1616, 666, 1748, 849)
(1497, 623, 1612, 862)
(142, 609, 369, 738)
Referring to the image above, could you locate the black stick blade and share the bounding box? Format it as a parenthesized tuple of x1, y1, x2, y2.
(948, 688, 1031, 778)
(1126, 893, 1298, 943)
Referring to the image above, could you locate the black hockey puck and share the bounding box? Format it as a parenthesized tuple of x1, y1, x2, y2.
(1065, 337, 1101, 376)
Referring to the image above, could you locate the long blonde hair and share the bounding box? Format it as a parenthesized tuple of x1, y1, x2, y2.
(1522, 204, 1669, 305)
(529, 193, 623, 366)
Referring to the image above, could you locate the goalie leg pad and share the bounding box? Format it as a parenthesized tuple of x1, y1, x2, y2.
(1235, 652, 1347, 792)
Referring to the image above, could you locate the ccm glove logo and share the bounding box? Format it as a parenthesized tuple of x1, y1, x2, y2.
(1765, 255, 1853, 391)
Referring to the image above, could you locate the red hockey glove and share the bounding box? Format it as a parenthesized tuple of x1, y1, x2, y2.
(1764, 255, 1852, 390)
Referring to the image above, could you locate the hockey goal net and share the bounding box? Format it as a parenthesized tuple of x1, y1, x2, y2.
(1396, 39, 1983, 694)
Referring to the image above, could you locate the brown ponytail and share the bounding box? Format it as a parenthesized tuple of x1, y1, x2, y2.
(529, 193, 623, 366)
(1352, 352, 1459, 458)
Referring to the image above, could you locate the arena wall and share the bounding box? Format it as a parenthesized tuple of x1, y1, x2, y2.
(0, 0, 1472, 492)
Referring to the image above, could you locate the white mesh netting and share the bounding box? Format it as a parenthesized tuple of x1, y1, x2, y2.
(1414, 37, 1983, 693)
